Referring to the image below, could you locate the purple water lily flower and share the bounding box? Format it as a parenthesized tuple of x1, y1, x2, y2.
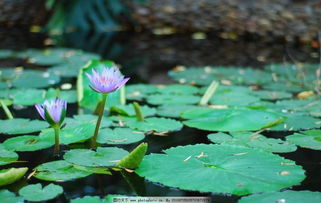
(35, 98, 67, 126)
(85, 66, 130, 94)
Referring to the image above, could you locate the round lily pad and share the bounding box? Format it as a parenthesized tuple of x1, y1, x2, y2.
(126, 84, 158, 100)
(19, 183, 63, 202)
(136, 144, 305, 195)
(182, 107, 281, 132)
(3, 135, 53, 152)
(64, 147, 129, 167)
(0, 145, 18, 165)
(0, 167, 28, 187)
(286, 130, 321, 150)
(111, 104, 156, 117)
(34, 160, 91, 182)
(239, 190, 321, 203)
(0, 190, 23, 203)
(11, 88, 46, 106)
(250, 90, 292, 100)
(156, 84, 199, 95)
(11, 70, 60, 88)
(39, 122, 95, 145)
(210, 91, 260, 106)
(146, 94, 200, 105)
(122, 117, 183, 133)
(0, 119, 48, 135)
(269, 113, 321, 131)
(156, 104, 203, 118)
(71, 196, 102, 203)
(97, 128, 145, 145)
(208, 132, 297, 153)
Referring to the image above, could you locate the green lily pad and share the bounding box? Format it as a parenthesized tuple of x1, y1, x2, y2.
(208, 132, 297, 153)
(65, 114, 112, 129)
(270, 113, 321, 131)
(146, 94, 200, 105)
(239, 190, 321, 203)
(0, 50, 14, 59)
(136, 144, 305, 195)
(286, 130, 321, 150)
(0, 145, 18, 165)
(126, 84, 158, 100)
(3, 135, 53, 152)
(250, 90, 292, 100)
(11, 70, 60, 88)
(157, 84, 199, 95)
(97, 128, 145, 145)
(210, 91, 260, 106)
(111, 104, 156, 117)
(0, 119, 48, 135)
(39, 122, 95, 145)
(169, 66, 271, 86)
(182, 107, 281, 132)
(34, 160, 91, 182)
(19, 183, 63, 202)
(73, 165, 111, 175)
(11, 88, 46, 106)
(264, 82, 305, 93)
(0, 190, 23, 203)
(64, 147, 129, 167)
(71, 196, 103, 203)
(0, 167, 28, 186)
(157, 104, 203, 118)
(121, 117, 183, 133)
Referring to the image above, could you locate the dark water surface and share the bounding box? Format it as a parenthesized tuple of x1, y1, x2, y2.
(1, 31, 321, 202)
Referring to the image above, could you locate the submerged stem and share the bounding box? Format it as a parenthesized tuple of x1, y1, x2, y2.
(0, 100, 13, 119)
(199, 80, 219, 106)
(91, 94, 108, 149)
(132, 102, 144, 121)
(53, 126, 60, 156)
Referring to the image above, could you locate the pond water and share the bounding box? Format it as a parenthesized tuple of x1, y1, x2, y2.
(0, 30, 321, 202)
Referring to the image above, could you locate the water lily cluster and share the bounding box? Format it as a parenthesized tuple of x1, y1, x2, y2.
(34, 65, 129, 154)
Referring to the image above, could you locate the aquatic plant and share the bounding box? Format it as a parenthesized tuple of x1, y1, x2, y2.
(35, 98, 67, 155)
(85, 66, 129, 148)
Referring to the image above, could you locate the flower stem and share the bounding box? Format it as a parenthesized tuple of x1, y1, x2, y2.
(0, 100, 13, 119)
(53, 126, 60, 156)
(91, 94, 107, 149)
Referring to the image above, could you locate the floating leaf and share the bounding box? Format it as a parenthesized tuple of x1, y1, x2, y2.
(182, 107, 281, 132)
(11, 70, 60, 88)
(73, 165, 111, 175)
(34, 160, 91, 182)
(0, 167, 28, 186)
(0, 145, 18, 165)
(39, 122, 95, 145)
(239, 190, 321, 203)
(71, 196, 103, 203)
(251, 90, 292, 100)
(0, 190, 23, 203)
(208, 132, 297, 153)
(146, 94, 200, 105)
(136, 144, 305, 195)
(210, 91, 260, 106)
(121, 117, 183, 133)
(157, 84, 199, 95)
(111, 104, 156, 117)
(64, 147, 128, 167)
(157, 104, 203, 118)
(126, 84, 158, 100)
(117, 142, 148, 169)
(286, 130, 321, 150)
(19, 183, 63, 202)
(97, 128, 145, 145)
(3, 135, 53, 152)
(0, 119, 48, 135)
(269, 113, 321, 131)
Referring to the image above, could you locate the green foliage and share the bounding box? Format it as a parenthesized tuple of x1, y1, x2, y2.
(117, 142, 148, 169)
(0, 145, 18, 165)
(0, 119, 48, 135)
(136, 144, 305, 195)
(0, 168, 28, 187)
(239, 190, 321, 203)
(19, 183, 63, 202)
(97, 128, 145, 145)
(0, 190, 23, 203)
(3, 135, 53, 152)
